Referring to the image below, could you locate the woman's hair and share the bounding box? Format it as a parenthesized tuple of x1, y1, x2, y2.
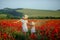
(22, 15, 28, 18)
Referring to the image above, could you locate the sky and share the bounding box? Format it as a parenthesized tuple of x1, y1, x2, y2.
(0, 0, 60, 10)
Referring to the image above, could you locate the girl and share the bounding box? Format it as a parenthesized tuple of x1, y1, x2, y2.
(30, 22, 36, 34)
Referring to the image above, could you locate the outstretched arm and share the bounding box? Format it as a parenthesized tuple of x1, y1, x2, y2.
(14, 19, 21, 23)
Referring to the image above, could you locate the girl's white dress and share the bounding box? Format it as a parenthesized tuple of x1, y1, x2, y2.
(31, 26, 36, 33)
(31, 22, 36, 33)
(21, 19, 28, 32)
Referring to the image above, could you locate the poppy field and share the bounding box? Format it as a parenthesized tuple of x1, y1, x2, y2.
(0, 19, 60, 40)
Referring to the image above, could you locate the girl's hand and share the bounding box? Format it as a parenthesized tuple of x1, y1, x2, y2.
(31, 21, 35, 26)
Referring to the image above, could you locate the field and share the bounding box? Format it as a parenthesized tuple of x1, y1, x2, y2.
(0, 8, 60, 19)
(16, 9, 60, 17)
(0, 19, 60, 40)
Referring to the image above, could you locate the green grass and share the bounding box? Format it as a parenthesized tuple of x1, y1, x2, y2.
(16, 9, 60, 17)
(0, 14, 7, 19)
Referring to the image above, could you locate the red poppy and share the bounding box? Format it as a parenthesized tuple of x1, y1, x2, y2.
(3, 33, 8, 39)
(30, 33, 37, 39)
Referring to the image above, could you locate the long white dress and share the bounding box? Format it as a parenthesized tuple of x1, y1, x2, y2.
(21, 19, 28, 32)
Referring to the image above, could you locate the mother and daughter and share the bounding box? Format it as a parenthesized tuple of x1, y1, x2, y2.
(14, 15, 36, 35)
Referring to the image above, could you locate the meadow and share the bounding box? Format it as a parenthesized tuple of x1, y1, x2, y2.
(0, 8, 60, 40)
(0, 19, 60, 40)
(0, 8, 60, 19)
(16, 9, 60, 17)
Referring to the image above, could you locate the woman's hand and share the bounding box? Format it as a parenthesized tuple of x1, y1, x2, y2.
(13, 22, 17, 23)
(13, 19, 21, 23)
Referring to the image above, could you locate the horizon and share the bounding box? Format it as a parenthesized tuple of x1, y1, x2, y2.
(0, 7, 59, 11)
(0, 0, 60, 10)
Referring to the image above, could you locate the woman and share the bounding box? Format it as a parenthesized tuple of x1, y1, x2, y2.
(14, 15, 29, 34)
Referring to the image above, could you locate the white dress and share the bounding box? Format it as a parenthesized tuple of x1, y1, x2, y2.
(21, 19, 28, 32)
(31, 26, 36, 33)
(31, 22, 36, 33)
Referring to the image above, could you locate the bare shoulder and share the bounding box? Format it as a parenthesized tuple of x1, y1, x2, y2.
(26, 20, 28, 23)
